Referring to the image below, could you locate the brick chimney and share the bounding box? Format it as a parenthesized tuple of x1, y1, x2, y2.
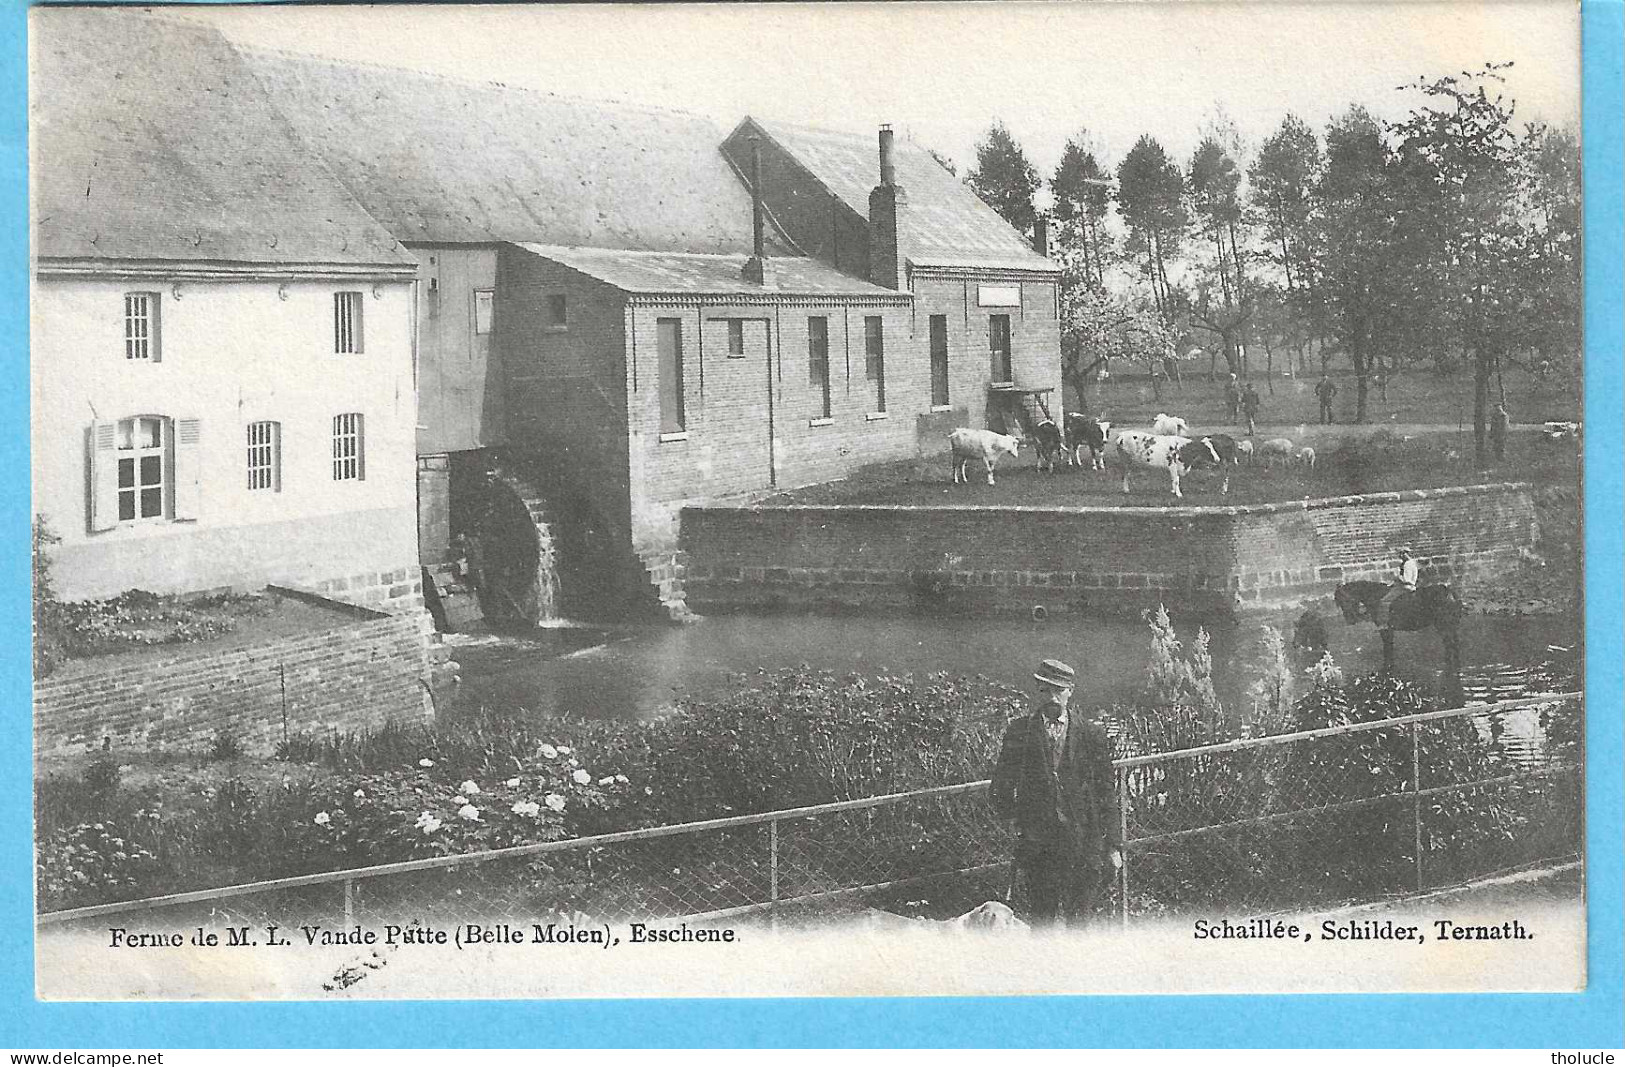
(741, 133, 776, 289)
(1032, 212, 1051, 258)
(868, 124, 907, 290)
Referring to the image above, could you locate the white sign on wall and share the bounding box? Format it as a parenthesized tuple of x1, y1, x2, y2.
(976, 284, 1022, 308)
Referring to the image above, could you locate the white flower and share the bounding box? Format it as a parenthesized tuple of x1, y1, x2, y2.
(505, 777, 521, 788)
(418, 758, 435, 768)
(460, 780, 481, 796)
(568, 758, 579, 768)
(557, 746, 572, 755)
(313, 812, 331, 826)
(415, 812, 442, 835)
(614, 774, 629, 785)
(538, 744, 558, 759)
(598, 776, 615, 787)
(353, 789, 366, 799)
(458, 804, 482, 822)
(572, 769, 592, 786)
(645, 786, 654, 795)
(544, 793, 566, 812)
(451, 795, 467, 806)
(512, 800, 541, 817)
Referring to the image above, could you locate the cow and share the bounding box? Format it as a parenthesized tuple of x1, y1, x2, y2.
(1151, 413, 1191, 437)
(1033, 419, 1065, 474)
(1113, 430, 1221, 498)
(1188, 433, 1241, 494)
(1296, 445, 1318, 469)
(1258, 437, 1296, 468)
(1064, 413, 1111, 470)
(1236, 439, 1255, 464)
(948, 428, 1023, 486)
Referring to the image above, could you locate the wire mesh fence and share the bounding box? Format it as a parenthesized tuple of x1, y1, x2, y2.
(40, 693, 1582, 934)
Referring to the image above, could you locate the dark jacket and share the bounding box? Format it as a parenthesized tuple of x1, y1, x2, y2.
(991, 712, 1122, 865)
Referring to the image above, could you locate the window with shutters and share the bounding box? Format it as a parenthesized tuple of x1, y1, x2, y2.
(656, 318, 685, 435)
(334, 291, 364, 354)
(116, 416, 168, 521)
(929, 314, 950, 407)
(332, 412, 365, 481)
(864, 316, 886, 414)
(808, 316, 831, 420)
(124, 292, 160, 361)
(246, 421, 281, 492)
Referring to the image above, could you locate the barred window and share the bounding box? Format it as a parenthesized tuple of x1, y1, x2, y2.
(124, 292, 160, 361)
(334, 291, 364, 354)
(332, 412, 365, 481)
(246, 420, 281, 492)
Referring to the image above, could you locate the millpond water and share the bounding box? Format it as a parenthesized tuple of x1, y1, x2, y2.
(444, 601, 1578, 726)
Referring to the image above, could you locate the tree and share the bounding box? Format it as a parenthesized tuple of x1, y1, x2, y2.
(1051, 134, 1113, 289)
(1249, 114, 1324, 372)
(1187, 137, 1249, 375)
(1514, 122, 1582, 377)
(1387, 64, 1530, 465)
(1117, 135, 1188, 324)
(1058, 283, 1186, 403)
(1313, 105, 1393, 422)
(965, 121, 1040, 237)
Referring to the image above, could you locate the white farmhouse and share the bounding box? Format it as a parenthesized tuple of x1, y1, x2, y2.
(31, 10, 423, 610)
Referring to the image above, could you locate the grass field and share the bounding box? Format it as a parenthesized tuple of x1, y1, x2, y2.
(1073, 361, 1581, 430)
(766, 428, 1582, 508)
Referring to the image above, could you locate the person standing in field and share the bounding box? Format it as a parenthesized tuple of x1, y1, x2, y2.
(1241, 383, 1262, 436)
(1224, 373, 1241, 425)
(1316, 373, 1338, 424)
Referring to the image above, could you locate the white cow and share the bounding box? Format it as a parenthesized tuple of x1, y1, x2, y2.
(1236, 439, 1255, 464)
(948, 428, 1023, 485)
(1296, 445, 1317, 469)
(1151, 413, 1191, 437)
(1114, 430, 1220, 498)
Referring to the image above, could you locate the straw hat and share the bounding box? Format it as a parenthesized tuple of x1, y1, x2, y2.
(1033, 658, 1076, 690)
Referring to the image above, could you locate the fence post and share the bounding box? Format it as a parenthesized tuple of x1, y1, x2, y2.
(344, 877, 355, 927)
(1117, 767, 1130, 930)
(1411, 722, 1424, 892)
(768, 818, 780, 930)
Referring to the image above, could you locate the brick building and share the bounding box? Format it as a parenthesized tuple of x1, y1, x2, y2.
(31, 11, 424, 613)
(240, 43, 1064, 619)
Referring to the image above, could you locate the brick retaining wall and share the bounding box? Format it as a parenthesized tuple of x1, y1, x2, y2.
(680, 483, 1536, 617)
(35, 593, 434, 758)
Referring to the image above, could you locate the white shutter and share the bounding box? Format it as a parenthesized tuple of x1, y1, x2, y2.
(173, 417, 202, 520)
(88, 420, 119, 532)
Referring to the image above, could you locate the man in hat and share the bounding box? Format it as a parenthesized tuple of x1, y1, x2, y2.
(991, 658, 1123, 928)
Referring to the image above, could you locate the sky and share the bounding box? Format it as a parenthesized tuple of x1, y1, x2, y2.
(185, 1, 1581, 194)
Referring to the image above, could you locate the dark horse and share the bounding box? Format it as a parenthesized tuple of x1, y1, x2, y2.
(1333, 580, 1465, 675)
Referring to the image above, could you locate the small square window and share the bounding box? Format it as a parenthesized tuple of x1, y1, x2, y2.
(727, 319, 745, 357)
(474, 290, 495, 335)
(547, 294, 568, 327)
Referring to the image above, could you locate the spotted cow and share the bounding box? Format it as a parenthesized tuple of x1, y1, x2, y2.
(1033, 419, 1065, 474)
(1064, 413, 1111, 470)
(1113, 430, 1221, 498)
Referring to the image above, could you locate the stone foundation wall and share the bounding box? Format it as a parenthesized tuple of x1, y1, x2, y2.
(681, 483, 1536, 617)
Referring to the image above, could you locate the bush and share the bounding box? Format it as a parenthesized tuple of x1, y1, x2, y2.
(33, 517, 66, 677)
(37, 818, 163, 909)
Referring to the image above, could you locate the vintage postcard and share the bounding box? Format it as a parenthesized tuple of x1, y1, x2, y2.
(30, 1, 1588, 1001)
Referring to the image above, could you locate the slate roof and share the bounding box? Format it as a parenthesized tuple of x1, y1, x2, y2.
(246, 49, 789, 254)
(31, 9, 412, 270)
(516, 244, 907, 298)
(739, 117, 1059, 273)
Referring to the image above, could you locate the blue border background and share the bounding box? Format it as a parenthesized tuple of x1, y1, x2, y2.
(1, 0, 1619, 1048)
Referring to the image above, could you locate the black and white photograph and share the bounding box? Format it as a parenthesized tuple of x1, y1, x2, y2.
(29, 1, 1587, 999)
